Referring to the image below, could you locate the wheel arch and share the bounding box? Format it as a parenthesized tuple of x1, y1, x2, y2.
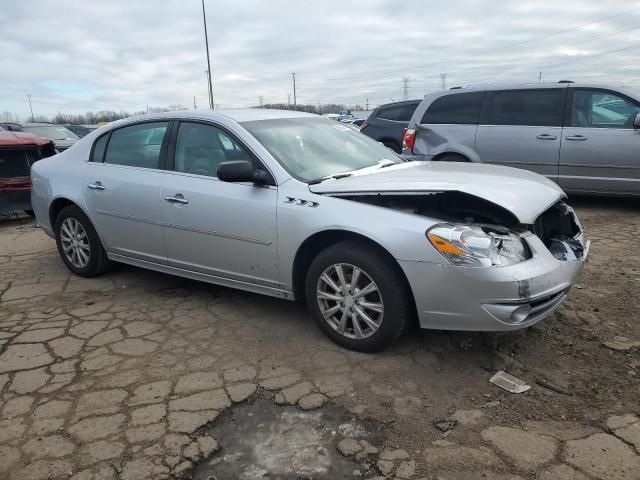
(430, 144, 481, 162)
(48, 198, 108, 251)
(291, 229, 417, 320)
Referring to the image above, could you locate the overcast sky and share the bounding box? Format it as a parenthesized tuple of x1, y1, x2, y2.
(2, 0, 639, 118)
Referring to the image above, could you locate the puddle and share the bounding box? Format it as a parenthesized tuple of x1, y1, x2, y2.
(192, 398, 373, 480)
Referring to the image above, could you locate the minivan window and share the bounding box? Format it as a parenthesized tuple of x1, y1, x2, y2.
(376, 103, 418, 122)
(103, 122, 168, 169)
(571, 90, 640, 129)
(422, 92, 483, 124)
(487, 89, 563, 127)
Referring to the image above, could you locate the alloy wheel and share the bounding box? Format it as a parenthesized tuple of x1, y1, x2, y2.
(60, 218, 91, 269)
(316, 263, 384, 339)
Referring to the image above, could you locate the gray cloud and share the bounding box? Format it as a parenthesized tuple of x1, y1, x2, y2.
(1, 0, 639, 118)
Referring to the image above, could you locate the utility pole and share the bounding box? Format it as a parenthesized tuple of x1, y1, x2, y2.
(201, 0, 214, 109)
(146, 103, 149, 114)
(193, 96, 197, 109)
(259, 96, 264, 107)
(440, 73, 447, 90)
(366, 98, 369, 111)
(26, 94, 34, 122)
(402, 77, 410, 101)
(538, 71, 542, 82)
(291, 73, 297, 110)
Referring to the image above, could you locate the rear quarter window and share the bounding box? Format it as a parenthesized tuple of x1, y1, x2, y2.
(421, 92, 484, 124)
(376, 103, 418, 122)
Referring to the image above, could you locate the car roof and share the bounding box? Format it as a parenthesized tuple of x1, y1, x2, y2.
(427, 82, 638, 96)
(94, 109, 319, 132)
(0, 131, 51, 147)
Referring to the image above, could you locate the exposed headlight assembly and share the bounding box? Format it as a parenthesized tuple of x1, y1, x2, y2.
(427, 224, 529, 267)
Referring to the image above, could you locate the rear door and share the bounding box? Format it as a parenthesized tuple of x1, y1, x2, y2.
(475, 88, 566, 179)
(83, 121, 169, 263)
(559, 88, 640, 194)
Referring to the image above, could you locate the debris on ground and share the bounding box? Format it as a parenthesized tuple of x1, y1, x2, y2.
(536, 378, 573, 396)
(433, 417, 457, 433)
(489, 370, 531, 393)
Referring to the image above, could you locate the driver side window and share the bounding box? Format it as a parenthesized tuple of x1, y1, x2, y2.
(174, 122, 252, 177)
(571, 90, 640, 129)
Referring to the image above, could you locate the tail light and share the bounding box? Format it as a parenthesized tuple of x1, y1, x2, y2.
(403, 128, 416, 150)
(360, 122, 369, 131)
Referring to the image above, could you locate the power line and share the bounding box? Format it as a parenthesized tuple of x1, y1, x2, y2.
(300, 7, 640, 85)
(542, 42, 640, 69)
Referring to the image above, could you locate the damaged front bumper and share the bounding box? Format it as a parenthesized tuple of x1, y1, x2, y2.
(400, 231, 589, 331)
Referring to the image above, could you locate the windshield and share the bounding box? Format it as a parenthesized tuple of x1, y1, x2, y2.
(242, 117, 403, 182)
(22, 125, 79, 141)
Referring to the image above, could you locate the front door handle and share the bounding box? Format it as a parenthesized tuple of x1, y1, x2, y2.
(164, 194, 189, 205)
(566, 135, 588, 141)
(87, 181, 105, 190)
(536, 134, 557, 140)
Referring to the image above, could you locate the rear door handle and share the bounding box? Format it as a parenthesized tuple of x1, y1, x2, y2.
(566, 135, 587, 141)
(536, 134, 557, 140)
(87, 181, 105, 190)
(164, 194, 189, 205)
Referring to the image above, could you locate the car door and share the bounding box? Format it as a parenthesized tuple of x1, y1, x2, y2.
(559, 88, 640, 194)
(82, 121, 170, 263)
(475, 88, 565, 180)
(161, 120, 279, 289)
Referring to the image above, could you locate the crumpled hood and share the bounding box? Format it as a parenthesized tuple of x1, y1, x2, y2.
(309, 161, 566, 224)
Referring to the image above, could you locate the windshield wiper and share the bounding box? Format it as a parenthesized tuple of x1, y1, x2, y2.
(308, 172, 353, 185)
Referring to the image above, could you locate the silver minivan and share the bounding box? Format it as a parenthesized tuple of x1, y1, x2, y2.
(402, 82, 640, 195)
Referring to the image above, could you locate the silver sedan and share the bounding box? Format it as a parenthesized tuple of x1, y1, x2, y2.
(31, 109, 588, 352)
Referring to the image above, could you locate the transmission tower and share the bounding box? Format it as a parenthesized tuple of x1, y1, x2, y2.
(440, 73, 447, 90)
(402, 76, 410, 101)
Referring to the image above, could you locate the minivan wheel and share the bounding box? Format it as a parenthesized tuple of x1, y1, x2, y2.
(305, 239, 412, 352)
(54, 205, 110, 277)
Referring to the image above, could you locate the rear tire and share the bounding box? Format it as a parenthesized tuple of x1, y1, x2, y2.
(54, 205, 110, 277)
(435, 153, 469, 162)
(305, 239, 413, 352)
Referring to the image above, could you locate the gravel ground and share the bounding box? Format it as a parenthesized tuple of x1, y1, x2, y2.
(0, 196, 638, 480)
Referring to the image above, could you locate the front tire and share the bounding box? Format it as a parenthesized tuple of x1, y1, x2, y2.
(305, 239, 413, 352)
(54, 205, 110, 277)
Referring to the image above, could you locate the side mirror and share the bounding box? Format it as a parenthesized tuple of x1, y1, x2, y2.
(217, 160, 267, 184)
(634, 113, 640, 129)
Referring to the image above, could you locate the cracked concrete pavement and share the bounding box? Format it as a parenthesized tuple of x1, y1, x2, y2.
(0, 197, 639, 479)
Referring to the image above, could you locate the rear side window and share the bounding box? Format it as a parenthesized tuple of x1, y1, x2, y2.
(91, 134, 109, 162)
(487, 89, 563, 127)
(103, 122, 168, 169)
(422, 92, 484, 124)
(376, 103, 418, 122)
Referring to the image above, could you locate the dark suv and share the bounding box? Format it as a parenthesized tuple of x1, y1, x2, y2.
(0, 131, 55, 215)
(360, 100, 420, 153)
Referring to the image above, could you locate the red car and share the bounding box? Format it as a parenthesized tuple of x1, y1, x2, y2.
(0, 129, 55, 215)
